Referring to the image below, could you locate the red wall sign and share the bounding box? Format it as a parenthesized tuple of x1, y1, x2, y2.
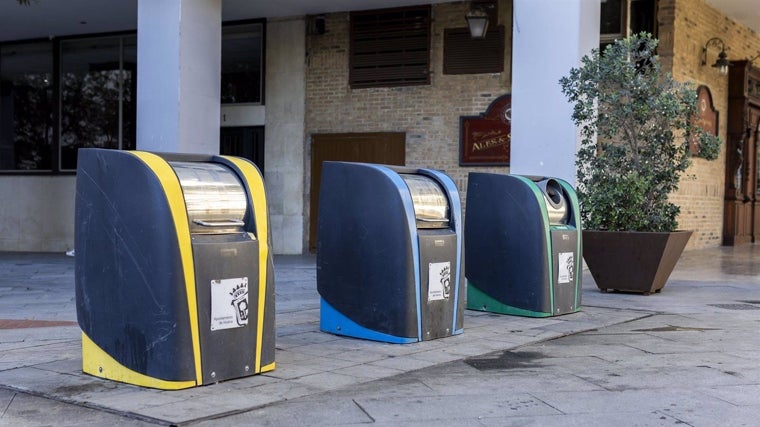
(459, 94, 511, 166)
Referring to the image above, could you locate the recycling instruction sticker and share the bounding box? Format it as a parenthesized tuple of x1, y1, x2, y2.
(557, 252, 574, 284)
(428, 262, 451, 301)
(210, 277, 249, 331)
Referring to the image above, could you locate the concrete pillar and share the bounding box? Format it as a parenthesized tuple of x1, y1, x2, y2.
(136, 0, 221, 154)
(510, 0, 599, 185)
(265, 18, 306, 254)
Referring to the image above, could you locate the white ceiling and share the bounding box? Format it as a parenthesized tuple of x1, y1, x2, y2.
(0, 0, 451, 42)
(0, 0, 758, 43)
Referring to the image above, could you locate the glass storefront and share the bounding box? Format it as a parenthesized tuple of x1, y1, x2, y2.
(0, 42, 54, 171)
(0, 20, 262, 173)
(60, 35, 136, 170)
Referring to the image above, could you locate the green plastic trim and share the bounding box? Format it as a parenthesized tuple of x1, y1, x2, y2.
(555, 178, 583, 310)
(466, 280, 554, 318)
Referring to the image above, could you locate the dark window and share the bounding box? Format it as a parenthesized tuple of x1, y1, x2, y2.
(443, 26, 505, 75)
(60, 35, 136, 170)
(222, 22, 264, 104)
(1, 21, 263, 174)
(220, 126, 265, 173)
(0, 42, 54, 171)
(600, 0, 623, 40)
(629, 0, 656, 35)
(350, 5, 431, 88)
(600, 0, 656, 48)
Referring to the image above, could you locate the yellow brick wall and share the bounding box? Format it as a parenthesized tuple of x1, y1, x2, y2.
(663, 0, 760, 248)
(304, 0, 760, 250)
(305, 0, 513, 215)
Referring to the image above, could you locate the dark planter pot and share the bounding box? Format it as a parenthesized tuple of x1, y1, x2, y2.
(582, 230, 692, 295)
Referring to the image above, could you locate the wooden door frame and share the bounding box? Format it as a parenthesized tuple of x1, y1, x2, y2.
(308, 132, 406, 252)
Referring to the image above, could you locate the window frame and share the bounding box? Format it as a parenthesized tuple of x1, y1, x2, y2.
(600, 0, 657, 48)
(221, 19, 266, 106)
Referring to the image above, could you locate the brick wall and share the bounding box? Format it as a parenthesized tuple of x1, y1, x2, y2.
(304, 0, 760, 250)
(305, 0, 513, 220)
(662, 0, 760, 248)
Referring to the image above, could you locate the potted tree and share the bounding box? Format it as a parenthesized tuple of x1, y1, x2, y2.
(559, 33, 722, 294)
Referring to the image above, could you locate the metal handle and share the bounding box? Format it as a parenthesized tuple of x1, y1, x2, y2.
(192, 219, 245, 227)
(416, 217, 448, 223)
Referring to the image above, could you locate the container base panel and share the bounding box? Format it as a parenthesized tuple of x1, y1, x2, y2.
(319, 299, 418, 344)
(466, 281, 562, 318)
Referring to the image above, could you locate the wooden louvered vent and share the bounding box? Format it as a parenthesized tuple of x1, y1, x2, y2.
(443, 26, 505, 75)
(349, 5, 431, 89)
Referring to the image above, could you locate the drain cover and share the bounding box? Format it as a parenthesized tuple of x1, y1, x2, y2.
(708, 303, 760, 310)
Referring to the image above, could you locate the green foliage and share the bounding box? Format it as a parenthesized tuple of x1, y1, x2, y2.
(559, 33, 722, 232)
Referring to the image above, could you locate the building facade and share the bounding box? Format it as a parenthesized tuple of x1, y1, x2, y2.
(0, 0, 759, 253)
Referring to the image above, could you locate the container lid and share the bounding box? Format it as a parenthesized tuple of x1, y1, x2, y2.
(169, 162, 248, 234)
(400, 174, 450, 228)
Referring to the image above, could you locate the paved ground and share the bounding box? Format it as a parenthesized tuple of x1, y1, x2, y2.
(1, 246, 760, 426)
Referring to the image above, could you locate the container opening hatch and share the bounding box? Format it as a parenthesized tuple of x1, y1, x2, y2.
(169, 161, 249, 235)
(534, 178, 569, 226)
(400, 174, 450, 228)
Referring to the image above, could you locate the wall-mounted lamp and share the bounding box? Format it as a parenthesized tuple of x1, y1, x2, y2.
(465, 7, 489, 39)
(465, 0, 496, 40)
(702, 37, 732, 75)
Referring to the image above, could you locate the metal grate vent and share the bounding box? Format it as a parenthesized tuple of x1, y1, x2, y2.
(349, 5, 431, 88)
(443, 26, 505, 75)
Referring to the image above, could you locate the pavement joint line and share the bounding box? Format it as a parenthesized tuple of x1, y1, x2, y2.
(1, 389, 14, 418)
(0, 383, 175, 427)
(484, 312, 656, 349)
(351, 398, 376, 422)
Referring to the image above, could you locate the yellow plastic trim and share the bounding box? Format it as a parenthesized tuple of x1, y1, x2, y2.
(82, 332, 196, 390)
(260, 362, 276, 373)
(128, 151, 203, 385)
(223, 156, 269, 373)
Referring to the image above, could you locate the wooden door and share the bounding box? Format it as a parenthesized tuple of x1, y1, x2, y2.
(723, 62, 760, 245)
(309, 132, 405, 252)
(750, 108, 760, 241)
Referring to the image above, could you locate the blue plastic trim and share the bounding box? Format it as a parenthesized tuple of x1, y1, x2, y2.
(364, 164, 423, 341)
(319, 299, 418, 344)
(419, 168, 463, 333)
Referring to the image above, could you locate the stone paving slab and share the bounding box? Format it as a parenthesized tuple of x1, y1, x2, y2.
(194, 308, 760, 427)
(0, 306, 647, 425)
(3, 247, 760, 425)
(0, 252, 655, 425)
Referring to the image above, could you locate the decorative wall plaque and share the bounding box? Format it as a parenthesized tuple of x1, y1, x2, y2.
(459, 94, 511, 166)
(691, 85, 718, 156)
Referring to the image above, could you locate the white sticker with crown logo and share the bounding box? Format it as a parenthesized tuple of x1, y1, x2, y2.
(428, 262, 451, 301)
(210, 277, 249, 331)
